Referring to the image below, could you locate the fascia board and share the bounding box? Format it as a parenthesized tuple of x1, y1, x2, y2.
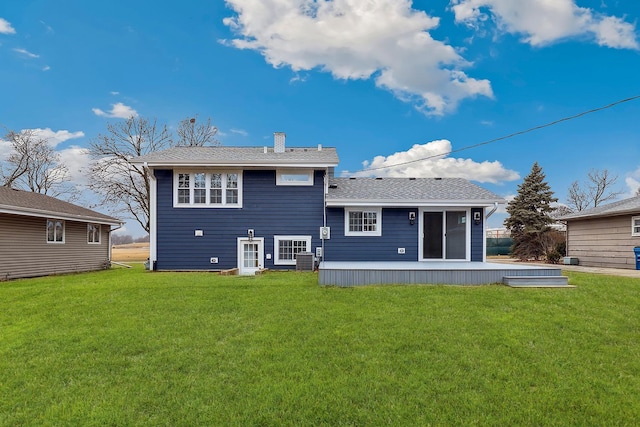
(0, 206, 122, 226)
(138, 161, 339, 168)
(325, 199, 505, 207)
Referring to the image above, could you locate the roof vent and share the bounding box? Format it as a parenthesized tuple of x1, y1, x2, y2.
(329, 184, 338, 189)
(434, 177, 442, 180)
(349, 177, 356, 180)
(274, 132, 286, 153)
(318, 144, 322, 151)
(375, 177, 383, 180)
(263, 146, 268, 154)
(409, 177, 416, 180)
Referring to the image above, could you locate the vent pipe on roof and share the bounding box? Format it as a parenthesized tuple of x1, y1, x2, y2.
(318, 144, 322, 151)
(263, 146, 267, 154)
(274, 132, 286, 153)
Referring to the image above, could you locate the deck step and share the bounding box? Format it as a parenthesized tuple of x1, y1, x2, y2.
(503, 275, 572, 287)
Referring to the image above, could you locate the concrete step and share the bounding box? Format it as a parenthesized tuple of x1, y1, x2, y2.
(503, 275, 572, 287)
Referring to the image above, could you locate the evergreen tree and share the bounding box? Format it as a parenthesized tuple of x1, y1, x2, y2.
(504, 162, 558, 261)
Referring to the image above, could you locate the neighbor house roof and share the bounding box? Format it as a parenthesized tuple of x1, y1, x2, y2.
(559, 195, 640, 220)
(326, 177, 506, 207)
(0, 186, 122, 226)
(131, 146, 339, 168)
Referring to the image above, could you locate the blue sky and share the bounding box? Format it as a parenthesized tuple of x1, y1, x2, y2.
(1, 0, 639, 237)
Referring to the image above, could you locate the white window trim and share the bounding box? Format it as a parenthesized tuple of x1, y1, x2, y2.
(88, 223, 101, 244)
(46, 219, 65, 244)
(344, 207, 382, 237)
(173, 171, 243, 208)
(276, 169, 314, 186)
(632, 216, 640, 237)
(274, 235, 312, 265)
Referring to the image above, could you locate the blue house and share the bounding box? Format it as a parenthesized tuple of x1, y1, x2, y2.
(133, 133, 567, 285)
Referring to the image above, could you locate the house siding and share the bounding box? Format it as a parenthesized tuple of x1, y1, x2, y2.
(154, 169, 326, 271)
(0, 213, 111, 280)
(566, 214, 640, 269)
(324, 207, 485, 262)
(324, 207, 418, 261)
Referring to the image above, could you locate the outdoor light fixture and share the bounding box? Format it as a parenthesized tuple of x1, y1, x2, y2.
(248, 229, 254, 241)
(473, 211, 481, 225)
(409, 212, 416, 225)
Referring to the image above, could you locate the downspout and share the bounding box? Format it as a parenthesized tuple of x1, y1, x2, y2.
(322, 168, 327, 269)
(485, 202, 499, 219)
(107, 222, 125, 264)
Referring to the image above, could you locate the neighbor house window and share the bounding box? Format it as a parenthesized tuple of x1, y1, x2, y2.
(174, 171, 242, 207)
(276, 169, 314, 186)
(344, 207, 382, 236)
(633, 216, 640, 237)
(88, 224, 101, 244)
(274, 236, 312, 265)
(47, 219, 65, 243)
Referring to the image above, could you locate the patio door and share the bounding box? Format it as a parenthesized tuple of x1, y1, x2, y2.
(237, 238, 264, 275)
(421, 210, 468, 261)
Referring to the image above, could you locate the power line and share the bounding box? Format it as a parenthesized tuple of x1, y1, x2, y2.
(362, 95, 640, 173)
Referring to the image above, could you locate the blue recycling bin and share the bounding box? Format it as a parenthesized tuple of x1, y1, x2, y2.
(635, 247, 640, 270)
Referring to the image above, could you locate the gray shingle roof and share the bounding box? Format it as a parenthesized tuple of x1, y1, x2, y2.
(559, 195, 640, 220)
(131, 146, 339, 166)
(326, 177, 505, 205)
(0, 186, 121, 225)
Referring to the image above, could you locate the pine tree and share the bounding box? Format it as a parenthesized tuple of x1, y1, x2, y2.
(504, 162, 558, 261)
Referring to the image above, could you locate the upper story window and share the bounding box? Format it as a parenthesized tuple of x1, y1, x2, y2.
(174, 171, 242, 207)
(344, 207, 382, 236)
(276, 169, 314, 186)
(47, 219, 65, 243)
(633, 216, 640, 237)
(88, 224, 101, 244)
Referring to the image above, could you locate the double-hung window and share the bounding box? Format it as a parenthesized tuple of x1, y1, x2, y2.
(47, 219, 65, 243)
(175, 171, 242, 207)
(344, 207, 382, 236)
(274, 236, 312, 265)
(633, 216, 640, 237)
(88, 224, 101, 244)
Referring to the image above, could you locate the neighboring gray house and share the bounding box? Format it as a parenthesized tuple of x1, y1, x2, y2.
(0, 187, 122, 280)
(560, 195, 640, 269)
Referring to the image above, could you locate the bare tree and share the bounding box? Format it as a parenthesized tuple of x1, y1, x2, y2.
(176, 115, 219, 147)
(566, 169, 623, 212)
(1, 129, 77, 199)
(86, 116, 171, 233)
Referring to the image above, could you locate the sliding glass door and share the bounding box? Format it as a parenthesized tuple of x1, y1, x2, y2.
(422, 210, 468, 260)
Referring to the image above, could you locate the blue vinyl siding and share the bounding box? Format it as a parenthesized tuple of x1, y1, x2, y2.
(155, 169, 325, 270)
(324, 207, 485, 262)
(324, 208, 419, 261)
(470, 208, 484, 262)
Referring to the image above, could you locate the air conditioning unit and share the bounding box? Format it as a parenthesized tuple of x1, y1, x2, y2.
(296, 252, 315, 272)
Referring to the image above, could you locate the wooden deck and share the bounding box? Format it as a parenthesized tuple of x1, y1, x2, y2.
(318, 261, 565, 286)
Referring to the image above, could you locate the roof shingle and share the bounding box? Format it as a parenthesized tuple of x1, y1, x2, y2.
(0, 186, 121, 225)
(559, 195, 640, 220)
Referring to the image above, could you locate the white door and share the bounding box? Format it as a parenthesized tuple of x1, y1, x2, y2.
(237, 238, 264, 275)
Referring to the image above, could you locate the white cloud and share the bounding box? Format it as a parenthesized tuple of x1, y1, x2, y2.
(222, 0, 493, 116)
(42, 65, 51, 71)
(625, 167, 640, 197)
(0, 17, 16, 34)
(30, 128, 85, 148)
(92, 102, 138, 119)
(58, 145, 91, 184)
(451, 0, 639, 49)
(13, 48, 39, 58)
(230, 128, 248, 136)
(347, 139, 520, 183)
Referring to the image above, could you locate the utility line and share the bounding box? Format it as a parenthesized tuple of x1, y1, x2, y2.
(361, 95, 640, 173)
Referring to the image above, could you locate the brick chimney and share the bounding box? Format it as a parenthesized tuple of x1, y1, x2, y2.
(274, 132, 286, 153)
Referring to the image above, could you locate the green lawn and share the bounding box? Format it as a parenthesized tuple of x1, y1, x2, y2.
(1, 267, 639, 426)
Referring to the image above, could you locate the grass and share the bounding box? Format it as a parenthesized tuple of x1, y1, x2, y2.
(1, 267, 639, 426)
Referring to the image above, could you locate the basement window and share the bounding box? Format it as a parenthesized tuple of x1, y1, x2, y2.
(274, 236, 312, 265)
